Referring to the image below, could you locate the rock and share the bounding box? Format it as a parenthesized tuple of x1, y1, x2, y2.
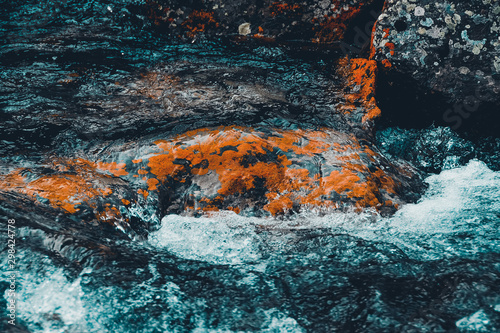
(238, 22, 251, 35)
(371, 0, 500, 137)
(0, 53, 425, 224)
(0, 1, 426, 230)
(138, 0, 383, 43)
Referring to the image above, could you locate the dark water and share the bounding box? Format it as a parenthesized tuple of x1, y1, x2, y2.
(1, 1, 500, 332)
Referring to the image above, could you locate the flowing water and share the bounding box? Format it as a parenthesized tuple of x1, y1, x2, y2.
(1, 160, 500, 332)
(1, 1, 500, 332)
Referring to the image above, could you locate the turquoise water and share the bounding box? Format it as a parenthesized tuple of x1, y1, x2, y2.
(2, 160, 499, 332)
(1, 1, 499, 332)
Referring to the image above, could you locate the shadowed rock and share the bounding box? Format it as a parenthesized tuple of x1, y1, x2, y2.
(371, 0, 500, 136)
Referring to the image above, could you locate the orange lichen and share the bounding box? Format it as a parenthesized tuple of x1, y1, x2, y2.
(369, 20, 378, 59)
(338, 57, 381, 123)
(138, 189, 149, 199)
(381, 59, 392, 68)
(181, 10, 219, 38)
(141, 126, 399, 215)
(97, 162, 128, 177)
(137, 169, 148, 175)
(385, 42, 395, 56)
(0, 161, 115, 214)
(227, 206, 241, 214)
(145, 0, 174, 26)
(312, 2, 362, 43)
(147, 178, 159, 191)
(96, 206, 122, 224)
(269, 2, 302, 17)
(0, 126, 402, 217)
(253, 26, 265, 38)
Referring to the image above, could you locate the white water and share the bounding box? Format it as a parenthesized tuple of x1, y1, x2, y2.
(149, 159, 500, 264)
(4, 159, 500, 332)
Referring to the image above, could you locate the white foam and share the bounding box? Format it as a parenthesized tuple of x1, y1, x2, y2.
(149, 160, 500, 263)
(149, 211, 262, 265)
(456, 309, 491, 332)
(5, 252, 98, 333)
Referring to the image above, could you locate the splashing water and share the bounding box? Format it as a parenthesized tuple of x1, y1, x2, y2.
(3, 160, 498, 332)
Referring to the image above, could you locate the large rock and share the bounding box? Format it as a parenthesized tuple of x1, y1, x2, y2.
(371, 0, 500, 136)
(138, 0, 382, 43)
(0, 1, 425, 233)
(0, 55, 424, 227)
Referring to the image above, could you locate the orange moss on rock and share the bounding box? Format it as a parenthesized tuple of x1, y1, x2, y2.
(269, 2, 302, 17)
(181, 10, 219, 38)
(313, 1, 362, 43)
(139, 127, 399, 215)
(338, 57, 381, 124)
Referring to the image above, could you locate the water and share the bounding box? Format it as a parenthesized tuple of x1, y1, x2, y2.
(1, 1, 499, 332)
(2, 160, 499, 332)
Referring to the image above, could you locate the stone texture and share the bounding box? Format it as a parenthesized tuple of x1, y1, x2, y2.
(138, 0, 379, 43)
(371, 0, 500, 135)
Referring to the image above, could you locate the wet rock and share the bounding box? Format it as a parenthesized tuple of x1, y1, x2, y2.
(371, 0, 500, 137)
(0, 52, 424, 224)
(377, 126, 500, 173)
(139, 0, 381, 43)
(0, 0, 425, 230)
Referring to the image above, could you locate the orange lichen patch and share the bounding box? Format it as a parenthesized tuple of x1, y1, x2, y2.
(369, 20, 378, 59)
(138, 189, 149, 199)
(97, 162, 128, 177)
(132, 159, 143, 164)
(95, 206, 123, 225)
(269, 2, 302, 17)
(338, 57, 381, 123)
(381, 59, 392, 68)
(181, 10, 219, 38)
(6, 173, 109, 214)
(0, 172, 25, 189)
(264, 193, 294, 215)
(121, 198, 131, 205)
(137, 169, 148, 175)
(202, 205, 220, 212)
(147, 178, 159, 191)
(145, 0, 174, 26)
(143, 126, 399, 215)
(385, 42, 395, 56)
(0, 159, 121, 216)
(100, 188, 113, 196)
(227, 206, 241, 214)
(253, 26, 265, 38)
(312, 2, 362, 43)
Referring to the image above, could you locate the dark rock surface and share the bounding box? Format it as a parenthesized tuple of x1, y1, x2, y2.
(371, 0, 500, 137)
(375, 125, 495, 174)
(137, 0, 383, 43)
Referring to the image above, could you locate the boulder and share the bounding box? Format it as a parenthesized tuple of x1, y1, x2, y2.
(0, 56, 424, 227)
(371, 0, 500, 136)
(138, 0, 382, 43)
